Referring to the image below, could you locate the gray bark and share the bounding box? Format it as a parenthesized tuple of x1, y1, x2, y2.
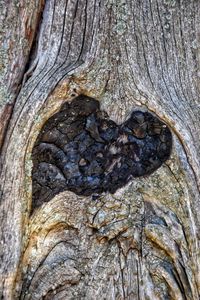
(0, 0, 200, 299)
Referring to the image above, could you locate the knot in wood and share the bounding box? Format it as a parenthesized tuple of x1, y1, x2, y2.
(32, 95, 172, 209)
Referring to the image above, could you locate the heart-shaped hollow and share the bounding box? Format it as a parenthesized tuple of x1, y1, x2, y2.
(32, 95, 172, 209)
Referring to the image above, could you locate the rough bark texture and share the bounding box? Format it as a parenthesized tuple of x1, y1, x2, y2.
(0, 0, 200, 299)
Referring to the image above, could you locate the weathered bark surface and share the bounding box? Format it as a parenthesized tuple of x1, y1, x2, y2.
(0, 0, 45, 149)
(0, 0, 200, 299)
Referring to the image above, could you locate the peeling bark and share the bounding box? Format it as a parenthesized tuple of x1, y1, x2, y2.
(0, 0, 200, 299)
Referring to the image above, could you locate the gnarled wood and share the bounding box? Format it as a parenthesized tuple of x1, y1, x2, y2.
(0, 0, 200, 299)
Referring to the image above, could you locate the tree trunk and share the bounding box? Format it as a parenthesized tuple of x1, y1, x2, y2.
(0, 0, 200, 299)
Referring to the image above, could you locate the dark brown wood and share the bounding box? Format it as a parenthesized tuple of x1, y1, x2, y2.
(31, 95, 172, 210)
(0, 1, 200, 299)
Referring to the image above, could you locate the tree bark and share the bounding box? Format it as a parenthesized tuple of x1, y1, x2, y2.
(0, 0, 200, 299)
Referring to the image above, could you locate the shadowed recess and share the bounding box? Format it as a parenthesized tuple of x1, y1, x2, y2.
(32, 96, 172, 209)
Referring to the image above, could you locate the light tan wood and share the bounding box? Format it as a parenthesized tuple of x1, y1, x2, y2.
(0, 1, 200, 299)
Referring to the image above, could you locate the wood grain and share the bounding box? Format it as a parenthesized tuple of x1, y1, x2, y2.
(0, 0, 199, 299)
